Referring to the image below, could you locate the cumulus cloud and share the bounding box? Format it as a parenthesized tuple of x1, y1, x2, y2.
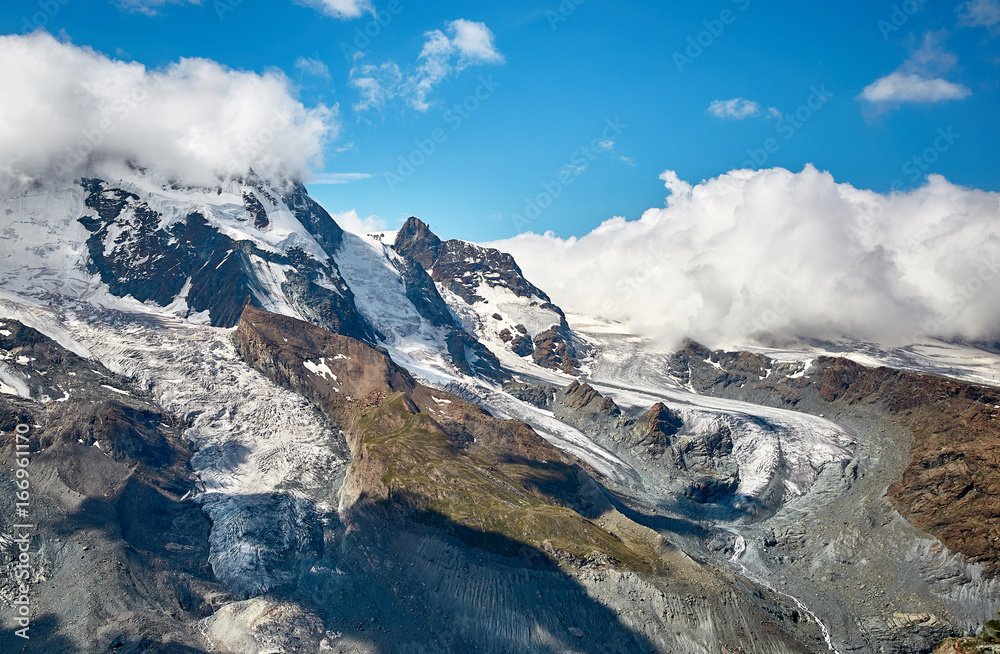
(708, 98, 761, 119)
(489, 166, 1000, 349)
(328, 209, 386, 234)
(0, 32, 336, 190)
(860, 32, 971, 107)
(295, 0, 373, 19)
(958, 0, 1000, 29)
(350, 19, 504, 112)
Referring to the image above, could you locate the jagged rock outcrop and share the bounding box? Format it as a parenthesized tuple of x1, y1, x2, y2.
(392, 217, 584, 372)
(629, 402, 684, 457)
(393, 217, 550, 304)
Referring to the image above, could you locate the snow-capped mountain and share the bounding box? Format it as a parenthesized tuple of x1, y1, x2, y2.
(2, 166, 999, 654)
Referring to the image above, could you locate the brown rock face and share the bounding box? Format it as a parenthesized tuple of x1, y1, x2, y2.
(562, 381, 620, 414)
(533, 327, 580, 374)
(632, 403, 684, 450)
(801, 359, 1000, 575)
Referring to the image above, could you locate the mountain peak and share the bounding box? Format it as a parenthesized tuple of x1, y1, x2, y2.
(393, 216, 443, 269)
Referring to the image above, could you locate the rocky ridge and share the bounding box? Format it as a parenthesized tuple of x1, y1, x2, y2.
(392, 217, 584, 373)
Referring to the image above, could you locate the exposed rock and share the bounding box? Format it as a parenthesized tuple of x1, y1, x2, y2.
(393, 217, 551, 304)
(678, 346, 1000, 576)
(533, 326, 580, 373)
(395, 254, 507, 381)
(235, 306, 649, 569)
(502, 381, 555, 409)
(510, 334, 534, 357)
(628, 403, 684, 456)
(77, 178, 376, 344)
(392, 217, 585, 372)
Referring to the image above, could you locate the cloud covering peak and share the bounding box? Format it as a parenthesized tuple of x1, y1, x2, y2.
(490, 166, 1000, 349)
(0, 32, 336, 190)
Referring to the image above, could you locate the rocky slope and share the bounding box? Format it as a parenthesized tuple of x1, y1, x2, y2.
(230, 305, 828, 653)
(0, 319, 226, 652)
(671, 342, 1000, 576)
(663, 340, 1000, 651)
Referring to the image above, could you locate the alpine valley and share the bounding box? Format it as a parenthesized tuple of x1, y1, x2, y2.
(1, 163, 999, 654)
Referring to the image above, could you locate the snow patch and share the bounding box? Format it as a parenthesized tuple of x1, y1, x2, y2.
(303, 358, 338, 382)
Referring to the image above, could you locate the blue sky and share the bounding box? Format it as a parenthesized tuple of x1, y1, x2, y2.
(1, 0, 997, 242)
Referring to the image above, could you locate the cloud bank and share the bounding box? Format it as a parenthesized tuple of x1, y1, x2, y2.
(490, 166, 1000, 349)
(0, 32, 336, 190)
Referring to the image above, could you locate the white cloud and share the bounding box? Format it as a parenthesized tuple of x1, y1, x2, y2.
(0, 32, 336, 191)
(958, 0, 1000, 28)
(350, 61, 404, 112)
(295, 56, 331, 79)
(447, 19, 506, 65)
(708, 98, 761, 119)
(309, 172, 371, 184)
(619, 155, 637, 167)
(766, 107, 782, 119)
(350, 20, 504, 112)
(859, 32, 971, 107)
(489, 166, 1000, 349)
(328, 209, 386, 234)
(859, 72, 971, 103)
(596, 140, 615, 151)
(295, 0, 373, 19)
(116, 0, 200, 15)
